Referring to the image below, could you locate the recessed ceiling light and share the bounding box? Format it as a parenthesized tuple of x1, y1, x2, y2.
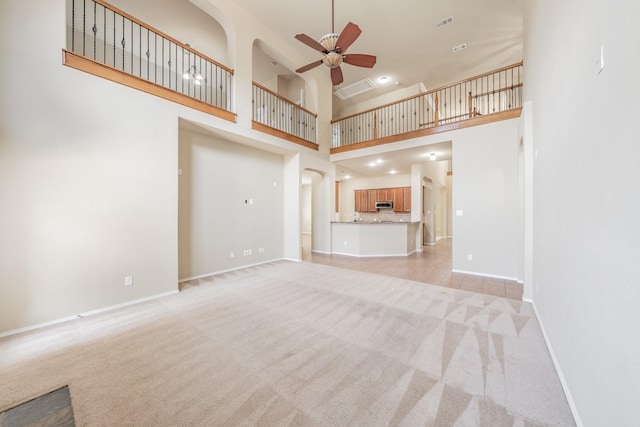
(368, 162, 377, 167)
(376, 159, 383, 164)
(389, 170, 398, 174)
(343, 175, 351, 179)
(377, 76, 389, 83)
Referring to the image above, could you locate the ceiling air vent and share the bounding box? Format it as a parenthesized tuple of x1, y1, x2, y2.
(334, 78, 377, 100)
(452, 43, 467, 53)
(436, 16, 454, 29)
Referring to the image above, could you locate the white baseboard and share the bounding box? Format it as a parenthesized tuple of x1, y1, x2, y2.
(311, 249, 332, 255)
(451, 269, 518, 281)
(527, 299, 584, 427)
(178, 258, 285, 283)
(0, 290, 179, 339)
(331, 251, 414, 258)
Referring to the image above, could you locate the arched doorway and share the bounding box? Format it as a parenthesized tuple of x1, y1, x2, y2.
(301, 169, 326, 260)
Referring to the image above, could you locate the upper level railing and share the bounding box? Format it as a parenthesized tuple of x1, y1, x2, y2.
(252, 82, 318, 149)
(331, 62, 523, 149)
(65, 0, 233, 115)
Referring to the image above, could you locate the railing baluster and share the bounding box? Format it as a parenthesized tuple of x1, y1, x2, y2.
(82, 0, 86, 56)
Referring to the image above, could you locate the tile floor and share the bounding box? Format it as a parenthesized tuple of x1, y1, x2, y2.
(302, 235, 523, 300)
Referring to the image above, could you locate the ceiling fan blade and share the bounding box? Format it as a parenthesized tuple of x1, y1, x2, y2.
(343, 54, 377, 68)
(295, 33, 327, 53)
(336, 22, 362, 52)
(296, 60, 324, 73)
(331, 66, 344, 86)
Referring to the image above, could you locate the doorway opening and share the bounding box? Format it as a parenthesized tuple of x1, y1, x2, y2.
(301, 169, 324, 260)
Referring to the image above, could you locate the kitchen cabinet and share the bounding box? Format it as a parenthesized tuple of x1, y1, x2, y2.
(355, 186, 411, 212)
(354, 190, 362, 212)
(403, 187, 412, 211)
(392, 188, 404, 212)
(367, 189, 378, 211)
(354, 189, 374, 212)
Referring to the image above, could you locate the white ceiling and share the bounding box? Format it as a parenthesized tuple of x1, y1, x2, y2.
(334, 141, 452, 180)
(212, 0, 523, 179)
(233, 0, 523, 107)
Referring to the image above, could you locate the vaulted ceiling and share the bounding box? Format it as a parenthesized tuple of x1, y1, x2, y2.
(233, 0, 523, 108)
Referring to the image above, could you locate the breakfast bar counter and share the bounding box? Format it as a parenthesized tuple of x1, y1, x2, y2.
(331, 221, 420, 257)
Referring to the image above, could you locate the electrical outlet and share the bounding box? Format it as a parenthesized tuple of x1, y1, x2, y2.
(259, 247, 264, 253)
(467, 254, 473, 261)
(230, 252, 234, 258)
(124, 275, 133, 286)
(243, 250, 249, 256)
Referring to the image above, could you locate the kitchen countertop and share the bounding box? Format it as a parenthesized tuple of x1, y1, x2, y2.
(331, 221, 419, 225)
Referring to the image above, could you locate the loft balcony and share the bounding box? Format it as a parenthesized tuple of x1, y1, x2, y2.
(330, 62, 523, 154)
(63, 0, 521, 154)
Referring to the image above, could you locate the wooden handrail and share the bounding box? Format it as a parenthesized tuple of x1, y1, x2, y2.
(473, 82, 524, 99)
(331, 61, 523, 124)
(252, 81, 318, 117)
(93, 0, 234, 75)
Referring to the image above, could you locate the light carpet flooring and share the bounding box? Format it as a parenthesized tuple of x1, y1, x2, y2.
(0, 261, 574, 426)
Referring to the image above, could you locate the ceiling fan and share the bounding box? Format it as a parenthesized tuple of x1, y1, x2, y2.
(294, 0, 376, 86)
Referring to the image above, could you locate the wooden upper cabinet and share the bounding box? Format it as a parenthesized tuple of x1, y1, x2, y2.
(403, 187, 412, 212)
(367, 189, 378, 211)
(392, 188, 404, 212)
(355, 186, 411, 212)
(354, 189, 362, 212)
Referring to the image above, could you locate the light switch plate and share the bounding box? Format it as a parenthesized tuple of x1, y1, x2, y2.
(456, 210, 464, 217)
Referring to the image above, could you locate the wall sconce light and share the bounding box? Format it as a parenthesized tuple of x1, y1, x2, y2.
(429, 152, 437, 161)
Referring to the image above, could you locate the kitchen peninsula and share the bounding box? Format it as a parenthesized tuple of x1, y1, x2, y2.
(331, 221, 420, 257)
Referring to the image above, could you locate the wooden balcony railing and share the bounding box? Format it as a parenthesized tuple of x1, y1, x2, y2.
(63, 0, 235, 122)
(252, 82, 318, 150)
(331, 62, 523, 152)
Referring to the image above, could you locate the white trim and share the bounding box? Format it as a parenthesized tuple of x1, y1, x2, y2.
(311, 249, 332, 255)
(178, 258, 285, 283)
(451, 269, 518, 281)
(0, 290, 178, 339)
(301, 231, 312, 235)
(283, 257, 302, 262)
(528, 299, 584, 427)
(331, 250, 416, 258)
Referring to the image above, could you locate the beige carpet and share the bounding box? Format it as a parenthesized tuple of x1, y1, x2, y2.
(0, 261, 574, 426)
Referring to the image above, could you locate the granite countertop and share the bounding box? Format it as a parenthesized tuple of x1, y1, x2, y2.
(331, 221, 419, 224)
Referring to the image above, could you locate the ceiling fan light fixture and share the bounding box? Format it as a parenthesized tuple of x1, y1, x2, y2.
(323, 52, 343, 68)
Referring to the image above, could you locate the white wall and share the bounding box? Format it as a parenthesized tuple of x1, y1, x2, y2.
(525, 0, 640, 424)
(178, 128, 284, 279)
(452, 119, 520, 279)
(0, 0, 185, 332)
(108, 0, 228, 63)
(0, 0, 333, 333)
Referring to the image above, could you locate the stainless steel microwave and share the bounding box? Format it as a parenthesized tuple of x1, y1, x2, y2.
(375, 201, 393, 209)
